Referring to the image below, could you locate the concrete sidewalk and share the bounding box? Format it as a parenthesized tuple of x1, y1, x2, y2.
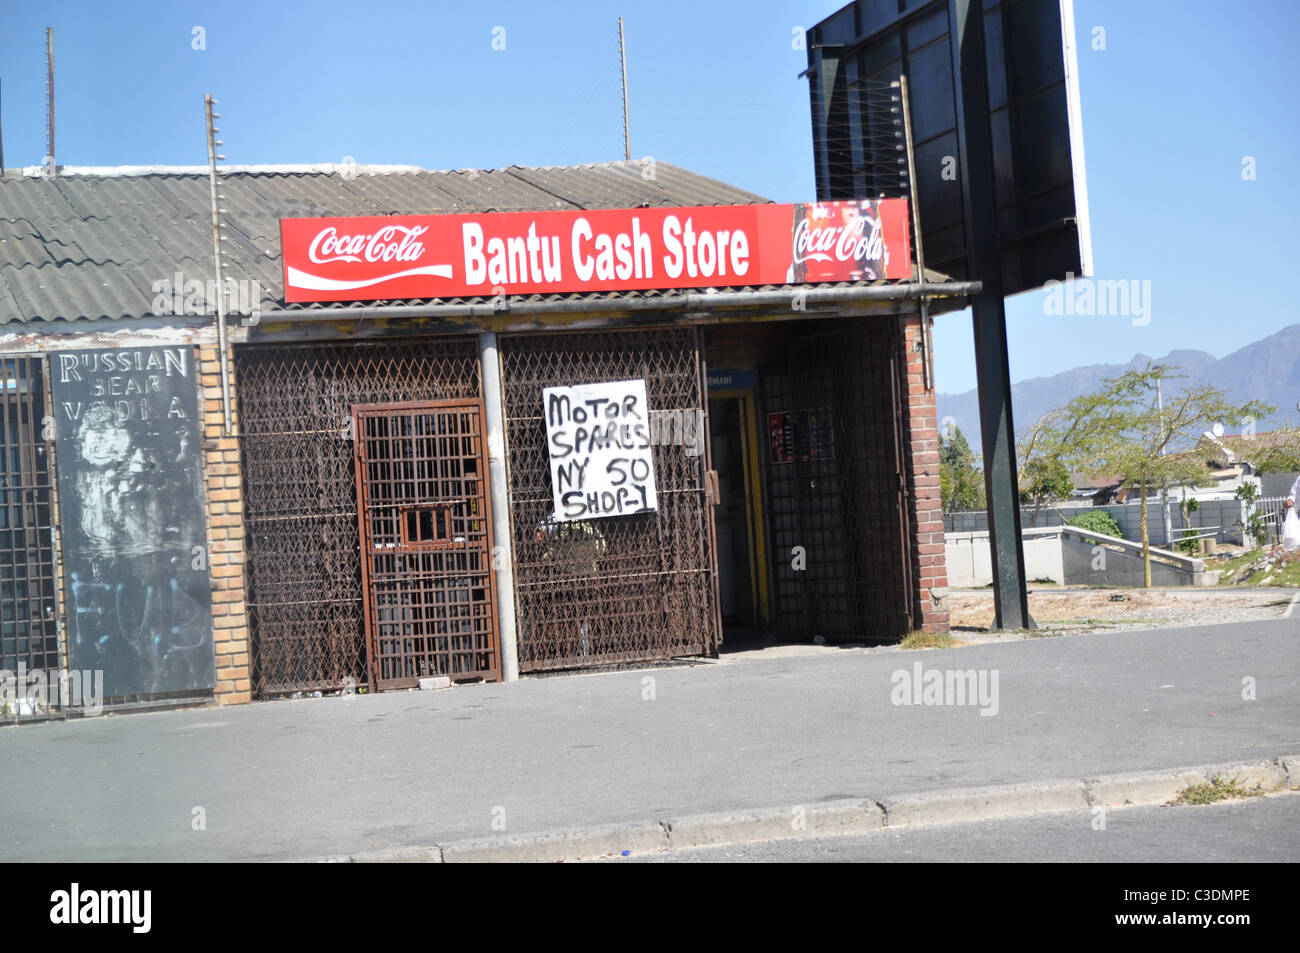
(2, 618, 1297, 862)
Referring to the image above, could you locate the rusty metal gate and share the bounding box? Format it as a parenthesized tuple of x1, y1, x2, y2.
(0, 355, 61, 692)
(762, 318, 914, 641)
(236, 338, 481, 695)
(353, 401, 500, 687)
(500, 328, 719, 671)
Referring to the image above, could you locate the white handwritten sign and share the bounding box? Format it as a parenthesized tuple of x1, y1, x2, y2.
(544, 379, 658, 521)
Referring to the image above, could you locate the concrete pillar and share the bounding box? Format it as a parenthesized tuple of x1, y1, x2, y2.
(479, 332, 520, 681)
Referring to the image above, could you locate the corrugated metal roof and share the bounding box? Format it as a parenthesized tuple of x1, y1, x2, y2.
(0, 160, 770, 324)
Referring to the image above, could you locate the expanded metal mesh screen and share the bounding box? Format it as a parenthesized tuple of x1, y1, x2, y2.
(0, 355, 61, 685)
(500, 328, 719, 671)
(762, 319, 913, 641)
(236, 338, 481, 695)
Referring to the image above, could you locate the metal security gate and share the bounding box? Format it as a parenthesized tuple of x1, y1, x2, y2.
(762, 319, 914, 640)
(236, 338, 481, 696)
(500, 328, 719, 671)
(354, 401, 500, 687)
(0, 355, 61, 693)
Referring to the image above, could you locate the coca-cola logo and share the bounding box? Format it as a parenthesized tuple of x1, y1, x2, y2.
(792, 211, 884, 265)
(308, 224, 428, 265)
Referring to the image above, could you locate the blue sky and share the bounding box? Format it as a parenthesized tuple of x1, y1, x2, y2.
(1, 0, 1296, 394)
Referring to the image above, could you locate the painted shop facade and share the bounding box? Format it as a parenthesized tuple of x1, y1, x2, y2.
(0, 161, 969, 714)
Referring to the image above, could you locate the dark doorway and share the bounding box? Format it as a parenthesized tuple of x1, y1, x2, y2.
(760, 319, 914, 642)
(708, 391, 768, 637)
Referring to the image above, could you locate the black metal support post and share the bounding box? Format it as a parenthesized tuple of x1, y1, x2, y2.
(950, 0, 1031, 630)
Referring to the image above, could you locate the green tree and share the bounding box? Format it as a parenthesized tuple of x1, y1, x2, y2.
(939, 424, 985, 513)
(1016, 407, 1077, 527)
(1067, 509, 1123, 539)
(1031, 363, 1273, 586)
(1019, 455, 1074, 526)
(1234, 481, 1268, 547)
(1232, 425, 1300, 477)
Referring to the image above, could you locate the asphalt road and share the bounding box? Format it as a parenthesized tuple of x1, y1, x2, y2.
(610, 792, 1300, 862)
(2, 617, 1296, 861)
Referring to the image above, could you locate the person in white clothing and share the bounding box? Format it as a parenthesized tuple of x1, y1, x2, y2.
(1286, 474, 1300, 510)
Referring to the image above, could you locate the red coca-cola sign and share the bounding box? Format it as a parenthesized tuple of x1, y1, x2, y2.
(280, 199, 910, 303)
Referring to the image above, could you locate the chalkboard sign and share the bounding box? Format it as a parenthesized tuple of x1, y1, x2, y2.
(544, 379, 658, 521)
(50, 347, 215, 698)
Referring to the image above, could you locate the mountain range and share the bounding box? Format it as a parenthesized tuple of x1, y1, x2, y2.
(936, 324, 1300, 448)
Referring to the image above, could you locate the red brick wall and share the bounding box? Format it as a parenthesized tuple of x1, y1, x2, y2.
(900, 315, 949, 632)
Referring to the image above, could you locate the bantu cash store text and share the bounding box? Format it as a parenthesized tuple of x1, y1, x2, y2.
(0, 161, 976, 710)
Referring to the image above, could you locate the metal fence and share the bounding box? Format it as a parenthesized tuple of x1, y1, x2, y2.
(499, 328, 719, 671)
(762, 319, 912, 641)
(1254, 496, 1288, 543)
(946, 495, 1293, 548)
(0, 355, 61, 695)
(236, 338, 482, 695)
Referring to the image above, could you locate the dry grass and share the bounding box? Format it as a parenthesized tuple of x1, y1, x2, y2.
(1169, 775, 1269, 806)
(898, 630, 967, 650)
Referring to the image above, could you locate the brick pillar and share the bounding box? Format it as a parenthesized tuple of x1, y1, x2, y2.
(900, 315, 949, 632)
(197, 345, 252, 703)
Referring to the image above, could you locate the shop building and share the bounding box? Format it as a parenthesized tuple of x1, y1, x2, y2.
(0, 160, 971, 712)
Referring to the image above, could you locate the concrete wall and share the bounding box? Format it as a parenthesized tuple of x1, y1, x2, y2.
(944, 528, 1066, 588)
(1061, 535, 1191, 586)
(1261, 471, 1300, 500)
(945, 526, 1213, 588)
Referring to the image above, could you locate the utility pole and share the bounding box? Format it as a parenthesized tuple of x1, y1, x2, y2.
(618, 18, 630, 161)
(1153, 367, 1175, 547)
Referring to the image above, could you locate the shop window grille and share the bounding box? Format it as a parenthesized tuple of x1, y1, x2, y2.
(235, 337, 481, 695)
(0, 356, 61, 700)
(499, 328, 719, 671)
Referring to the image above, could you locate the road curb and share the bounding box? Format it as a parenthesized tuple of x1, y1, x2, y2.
(666, 799, 885, 850)
(309, 753, 1300, 863)
(879, 779, 1089, 827)
(441, 821, 668, 864)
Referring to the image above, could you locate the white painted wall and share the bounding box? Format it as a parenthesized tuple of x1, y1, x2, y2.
(944, 528, 1066, 588)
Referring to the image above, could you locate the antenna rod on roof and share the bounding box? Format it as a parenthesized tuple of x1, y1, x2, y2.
(205, 93, 234, 435)
(618, 17, 630, 161)
(44, 28, 55, 176)
(1, 78, 6, 171)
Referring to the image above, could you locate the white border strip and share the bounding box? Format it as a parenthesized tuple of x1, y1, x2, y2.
(1060, 0, 1095, 278)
